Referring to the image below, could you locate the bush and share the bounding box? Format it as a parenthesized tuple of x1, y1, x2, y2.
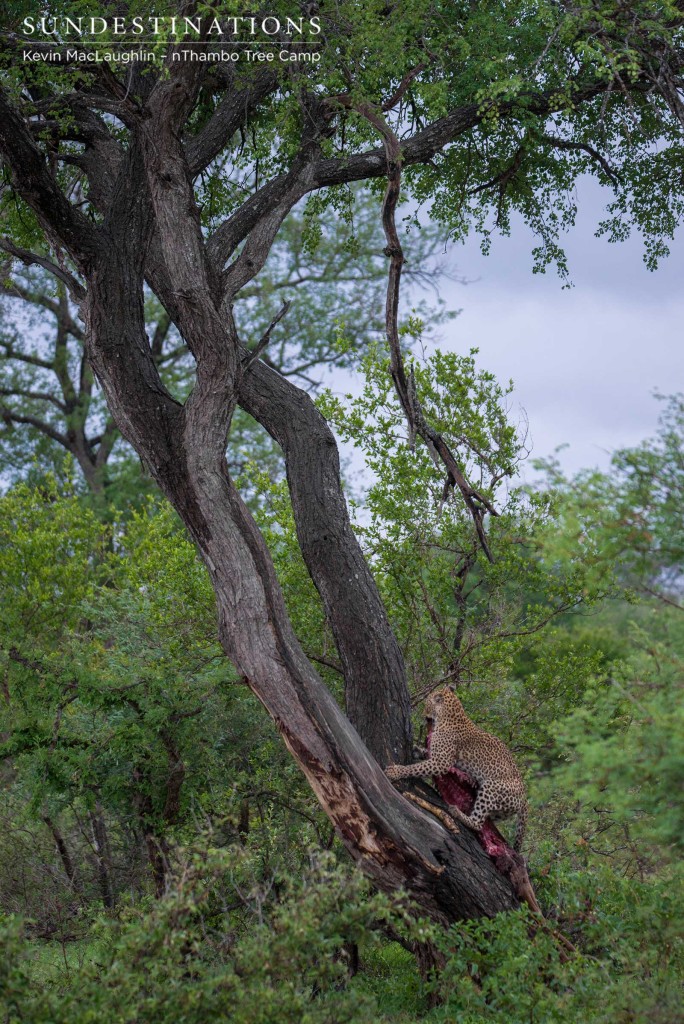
(0, 849, 412, 1024)
(2, 844, 682, 1024)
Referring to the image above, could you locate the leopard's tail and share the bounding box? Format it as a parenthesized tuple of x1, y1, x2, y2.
(514, 802, 528, 853)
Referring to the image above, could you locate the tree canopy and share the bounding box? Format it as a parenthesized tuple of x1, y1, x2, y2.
(0, 0, 682, 935)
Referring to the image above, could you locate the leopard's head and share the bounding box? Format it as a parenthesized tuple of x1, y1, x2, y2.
(424, 686, 463, 726)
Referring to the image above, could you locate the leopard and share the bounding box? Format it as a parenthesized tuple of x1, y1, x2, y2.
(386, 686, 528, 852)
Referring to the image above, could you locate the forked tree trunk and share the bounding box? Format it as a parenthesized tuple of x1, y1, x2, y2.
(0, 80, 522, 927)
(4, 11, 679, 933)
(79, 252, 520, 924)
(238, 360, 414, 766)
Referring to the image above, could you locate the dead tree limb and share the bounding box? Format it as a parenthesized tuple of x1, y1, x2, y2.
(333, 95, 498, 561)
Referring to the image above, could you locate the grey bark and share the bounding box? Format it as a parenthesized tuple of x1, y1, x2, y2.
(0, 64, 533, 925)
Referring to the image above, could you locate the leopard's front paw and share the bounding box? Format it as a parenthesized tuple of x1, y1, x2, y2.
(385, 764, 403, 781)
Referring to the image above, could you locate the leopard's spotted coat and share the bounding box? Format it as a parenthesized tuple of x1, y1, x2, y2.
(386, 686, 528, 851)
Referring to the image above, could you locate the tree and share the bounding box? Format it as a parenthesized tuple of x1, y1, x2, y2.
(0, 191, 453, 496)
(0, 0, 682, 925)
(0, 481, 312, 906)
(537, 394, 684, 610)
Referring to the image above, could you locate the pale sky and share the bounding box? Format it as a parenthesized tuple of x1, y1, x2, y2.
(331, 176, 683, 486)
(438, 177, 683, 476)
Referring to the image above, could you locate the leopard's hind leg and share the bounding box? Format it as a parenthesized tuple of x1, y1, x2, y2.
(445, 783, 494, 835)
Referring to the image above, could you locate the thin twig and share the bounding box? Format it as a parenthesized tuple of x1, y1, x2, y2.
(242, 299, 291, 372)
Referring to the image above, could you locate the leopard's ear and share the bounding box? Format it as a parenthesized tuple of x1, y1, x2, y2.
(447, 684, 456, 693)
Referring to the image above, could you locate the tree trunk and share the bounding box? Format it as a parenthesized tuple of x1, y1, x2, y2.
(238, 359, 413, 765)
(42, 814, 83, 896)
(89, 806, 114, 909)
(80, 252, 519, 924)
(160, 730, 185, 826)
(0, 82, 522, 927)
(131, 762, 171, 898)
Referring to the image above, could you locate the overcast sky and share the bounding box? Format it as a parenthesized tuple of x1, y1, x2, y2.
(330, 176, 682, 488)
(434, 176, 683, 477)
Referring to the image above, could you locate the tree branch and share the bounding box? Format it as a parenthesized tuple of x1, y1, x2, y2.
(382, 63, 428, 112)
(242, 299, 291, 372)
(343, 97, 498, 560)
(0, 339, 53, 371)
(0, 86, 101, 271)
(187, 70, 279, 177)
(0, 407, 69, 448)
(0, 277, 60, 316)
(0, 237, 85, 301)
(0, 386, 68, 413)
(541, 133, 620, 185)
(94, 419, 118, 470)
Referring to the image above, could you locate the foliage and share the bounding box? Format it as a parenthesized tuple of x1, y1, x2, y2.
(320, 343, 612, 736)
(1, 356, 683, 1023)
(0, 483, 324, 915)
(420, 865, 683, 1023)
(0, 0, 682, 1013)
(1, 849, 682, 1024)
(1, 374, 682, 1020)
(536, 393, 684, 605)
(0, 851, 413, 1024)
(540, 613, 684, 867)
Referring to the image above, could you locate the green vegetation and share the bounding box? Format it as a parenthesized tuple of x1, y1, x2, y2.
(1, 373, 682, 1021)
(0, 0, 683, 1016)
